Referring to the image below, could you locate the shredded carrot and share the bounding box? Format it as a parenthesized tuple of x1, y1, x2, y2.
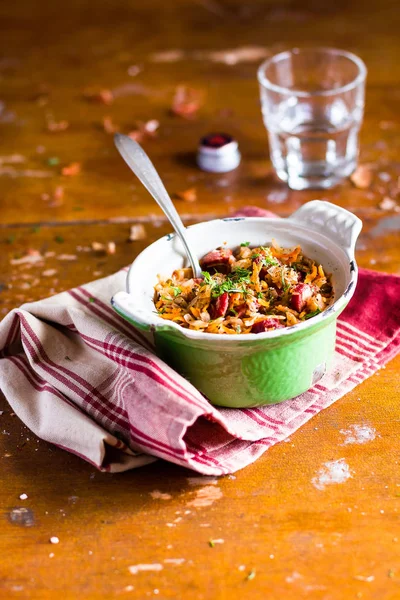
(305, 264, 317, 284)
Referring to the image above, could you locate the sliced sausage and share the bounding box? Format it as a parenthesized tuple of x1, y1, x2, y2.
(200, 248, 234, 274)
(290, 283, 313, 312)
(251, 317, 285, 333)
(210, 292, 229, 319)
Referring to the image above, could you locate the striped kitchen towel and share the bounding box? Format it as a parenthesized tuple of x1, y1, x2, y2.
(0, 217, 399, 474)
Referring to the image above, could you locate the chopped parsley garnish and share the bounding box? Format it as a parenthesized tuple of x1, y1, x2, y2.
(261, 255, 279, 268)
(230, 267, 251, 282)
(281, 270, 289, 292)
(304, 308, 321, 320)
(88, 297, 96, 303)
(201, 271, 213, 285)
(240, 241, 250, 247)
(201, 268, 251, 297)
(171, 286, 181, 297)
(211, 282, 244, 297)
(54, 235, 64, 243)
(208, 539, 215, 548)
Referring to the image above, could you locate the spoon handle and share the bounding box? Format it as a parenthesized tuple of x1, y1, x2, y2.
(114, 133, 202, 278)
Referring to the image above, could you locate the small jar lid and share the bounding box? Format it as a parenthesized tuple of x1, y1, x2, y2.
(197, 133, 241, 173)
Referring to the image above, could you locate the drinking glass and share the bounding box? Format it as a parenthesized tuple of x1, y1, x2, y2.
(258, 48, 367, 190)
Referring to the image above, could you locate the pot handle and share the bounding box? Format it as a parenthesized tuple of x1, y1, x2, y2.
(287, 200, 362, 260)
(111, 291, 183, 335)
(111, 291, 153, 331)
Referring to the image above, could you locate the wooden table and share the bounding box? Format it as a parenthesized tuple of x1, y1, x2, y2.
(1, 1, 399, 598)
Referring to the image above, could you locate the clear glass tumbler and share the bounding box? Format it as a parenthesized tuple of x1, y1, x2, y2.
(258, 48, 367, 190)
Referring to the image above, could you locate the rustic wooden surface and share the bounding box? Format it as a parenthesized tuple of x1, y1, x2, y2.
(1, 0, 400, 598)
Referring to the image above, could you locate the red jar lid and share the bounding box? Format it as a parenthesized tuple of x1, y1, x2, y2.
(197, 132, 241, 172)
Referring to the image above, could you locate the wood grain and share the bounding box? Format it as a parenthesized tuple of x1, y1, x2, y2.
(0, 0, 400, 598)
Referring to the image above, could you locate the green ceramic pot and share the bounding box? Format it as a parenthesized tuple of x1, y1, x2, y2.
(112, 201, 362, 407)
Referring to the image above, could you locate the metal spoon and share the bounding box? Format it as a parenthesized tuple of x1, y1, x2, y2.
(114, 133, 202, 278)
